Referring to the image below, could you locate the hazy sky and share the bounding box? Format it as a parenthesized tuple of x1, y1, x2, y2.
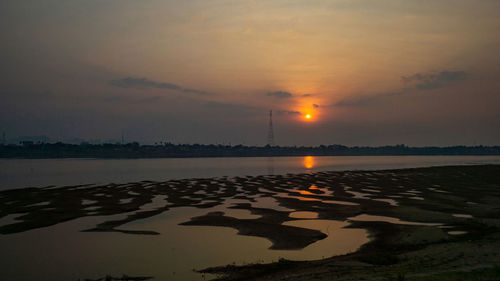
(1, 0, 500, 146)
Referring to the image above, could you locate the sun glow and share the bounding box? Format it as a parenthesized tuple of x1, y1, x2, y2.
(305, 114, 311, 119)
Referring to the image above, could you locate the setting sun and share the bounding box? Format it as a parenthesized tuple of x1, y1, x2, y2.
(305, 114, 311, 119)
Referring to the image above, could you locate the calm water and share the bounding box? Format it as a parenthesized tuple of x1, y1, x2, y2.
(1, 155, 500, 190)
(0, 206, 367, 281)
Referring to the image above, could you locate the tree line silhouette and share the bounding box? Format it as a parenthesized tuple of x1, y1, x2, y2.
(1, 142, 499, 158)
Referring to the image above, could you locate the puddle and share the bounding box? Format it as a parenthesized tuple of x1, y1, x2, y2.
(373, 198, 398, 206)
(346, 191, 371, 199)
(0, 213, 26, 227)
(407, 189, 421, 194)
(348, 214, 441, 226)
(362, 188, 380, 193)
(26, 201, 51, 207)
(320, 200, 359, 206)
(289, 211, 319, 219)
(120, 198, 134, 204)
(84, 206, 101, 211)
(290, 197, 322, 202)
(399, 192, 415, 196)
(306, 185, 334, 197)
(427, 187, 449, 193)
(452, 214, 473, 219)
(279, 220, 369, 260)
(138, 195, 169, 212)
(438, 225, 455, 229)
(408, 196, 424, 200)
(448, 231, 467, 235)
(251, 196, 295, 212)
(82, 199, 98, 205)
(294, 190, 315, 196)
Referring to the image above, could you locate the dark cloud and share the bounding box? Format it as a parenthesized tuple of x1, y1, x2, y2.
(337, 70, 468, 106)
(266, 91, 293, 98)
(109, 77, 211, 95)
(110, 77, 180, 89)
(277, 110, 301, 115)
(402, 70, 467, 90)
(312, 104, 319, 108)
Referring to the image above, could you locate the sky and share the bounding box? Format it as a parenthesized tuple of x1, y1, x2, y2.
(1, 0, 500, 146)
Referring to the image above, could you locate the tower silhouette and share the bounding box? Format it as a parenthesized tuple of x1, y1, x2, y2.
(267, 110, 275, 146)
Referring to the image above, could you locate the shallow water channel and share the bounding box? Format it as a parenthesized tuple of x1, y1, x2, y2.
(0, 205, 368, 281)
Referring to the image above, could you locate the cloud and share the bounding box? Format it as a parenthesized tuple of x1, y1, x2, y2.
(266, 91, 293, 98)
(110, 77, 179, 89)
(266, 91, 312, 98)
(277, 110, 301, 115)
(402, 70, 467, 90)
(312, 104, 319, 108)
(336, 70, 468, 106)
(109, 77, 211, 95)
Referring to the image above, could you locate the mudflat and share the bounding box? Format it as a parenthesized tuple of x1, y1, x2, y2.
(1, 165, 499, 280)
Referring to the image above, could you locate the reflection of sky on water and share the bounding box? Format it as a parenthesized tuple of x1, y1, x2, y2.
(0, 205, 368, 281)
(2, 155, 500, 189)
(267, 157, 274, 175)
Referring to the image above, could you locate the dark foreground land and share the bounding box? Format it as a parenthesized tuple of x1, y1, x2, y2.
(1, 165, 500, 280)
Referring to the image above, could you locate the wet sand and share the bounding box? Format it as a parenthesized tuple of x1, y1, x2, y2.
(1, 165, 500, 280)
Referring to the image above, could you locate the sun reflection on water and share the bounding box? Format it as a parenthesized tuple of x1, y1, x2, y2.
(296, 190, 314, 195)
(303, 156, 315, 169)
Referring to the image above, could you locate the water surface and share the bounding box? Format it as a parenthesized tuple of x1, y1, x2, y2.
(2, 155, 500, 190)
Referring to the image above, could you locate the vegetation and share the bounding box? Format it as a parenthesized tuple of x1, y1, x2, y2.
(1, 142, 500, 158)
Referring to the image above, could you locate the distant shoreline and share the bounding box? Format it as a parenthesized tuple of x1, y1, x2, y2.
(1, 142, 500, 159)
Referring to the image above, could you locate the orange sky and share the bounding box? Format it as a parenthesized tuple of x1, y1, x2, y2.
(1, 0, 500, 145)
